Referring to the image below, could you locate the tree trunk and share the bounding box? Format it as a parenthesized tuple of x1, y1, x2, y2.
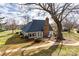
(56, 22, 64, 42)
(12, 29, 14, 34)
(68, 28, 71, 33)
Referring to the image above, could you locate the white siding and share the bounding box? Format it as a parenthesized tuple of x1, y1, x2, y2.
(39, 32, 43, 38)
(35, 32, 43, 39)
(28, 32, 35, 38)
(22, 31, 53, 39)
(36, 32, 38, 38)
(28, 32, 43, 39)
(40, 32, 43, 38)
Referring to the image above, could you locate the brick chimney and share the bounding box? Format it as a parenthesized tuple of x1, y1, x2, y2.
(43, 17, 49, 37)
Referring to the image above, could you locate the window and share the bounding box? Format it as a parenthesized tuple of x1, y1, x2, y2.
(29, 34, 31, 37)
(33, 33, 36, 36)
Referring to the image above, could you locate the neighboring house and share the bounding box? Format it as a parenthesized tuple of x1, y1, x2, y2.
(21, 17, 53, 39)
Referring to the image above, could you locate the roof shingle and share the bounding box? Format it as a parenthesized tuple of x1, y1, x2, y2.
(21, 20, 53, 32)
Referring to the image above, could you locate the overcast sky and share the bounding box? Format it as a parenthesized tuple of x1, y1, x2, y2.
(0, 3, 53, 25)
(0, 3, 79, 25)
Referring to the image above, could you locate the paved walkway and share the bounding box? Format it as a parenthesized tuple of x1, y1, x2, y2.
(0, 41, 79, 56)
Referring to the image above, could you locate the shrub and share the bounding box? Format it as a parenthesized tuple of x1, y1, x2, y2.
(20, 32, 23, 35)
(15, 32, 19, 34)
(77, 30, 79, 33)
(0, 29, 5, 32)
(34, 39, 42, 43)
(63, 29, 68, 32)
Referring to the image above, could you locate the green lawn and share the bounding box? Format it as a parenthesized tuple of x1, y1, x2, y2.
(0, 30, 13, 45)
(0, 30, 21, 45)
(28, 45, 79, 56)
(0, 30, 79, 45)
(3, 45, 79, 56)
(0, 30, 79, 56)
(63, 32, 79, 41)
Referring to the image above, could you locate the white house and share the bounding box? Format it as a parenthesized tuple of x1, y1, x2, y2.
(21, 17, 53, 39)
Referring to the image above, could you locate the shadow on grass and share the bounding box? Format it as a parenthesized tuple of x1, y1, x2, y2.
(4, 34, 32, 45)
(21, 40, 45, 56)
(0, 29, 5, 32)
(31, 44, 59, 56)
(2, 33, 64, 56)
(3, 41, 42, 56)
(5, 34, 45, 45)
(29, 42, 63, 56)
(0, 40, 37, 56)
(1, 47, 10, 56)
(20, 41, 62, 56)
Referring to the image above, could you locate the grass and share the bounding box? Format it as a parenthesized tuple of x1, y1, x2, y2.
(0, 31, 13, 45)
(63, 32, 79, 41)
(0, 29, 21, 45)
(0, 39, 49, 56)
(0, 30, 79, 56)
(22, 45, 79, 56)
(0, 29, 5, 32)
(0, 30, 49, 56)
(2, 44, 79, 56)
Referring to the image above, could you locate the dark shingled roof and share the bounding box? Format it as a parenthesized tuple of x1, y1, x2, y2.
(21, 20, 53, 32)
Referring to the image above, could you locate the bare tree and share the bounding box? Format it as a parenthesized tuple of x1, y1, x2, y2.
(0, 17, 5, 29)
(23, 3, 79, 42)
(22, 15, 30, 25)
(19, 4, 31, 25)
(10, 20, 17, 33)
(62, 17, 79, 33)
